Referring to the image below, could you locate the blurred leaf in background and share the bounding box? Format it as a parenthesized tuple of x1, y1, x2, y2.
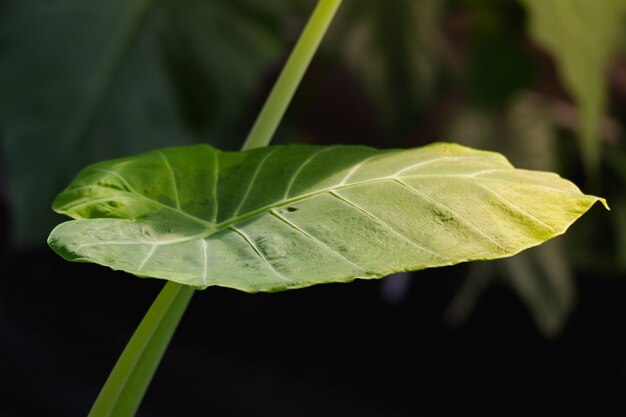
(427, 0, 625, 337)
(336, 0, 449, 142)
(520, 0, 626, 178)
(1, 0, 625, 341)
(0, 0, 293, 246)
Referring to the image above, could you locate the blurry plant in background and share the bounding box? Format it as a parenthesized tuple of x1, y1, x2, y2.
(0, 0, 300, 245)
(441, 0, 626, 336)
(1, 1, 626, 413)
(2, 0, 626, 337)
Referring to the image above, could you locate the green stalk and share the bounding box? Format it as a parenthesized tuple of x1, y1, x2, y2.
(243, 0, 343, 150)
(86, 1, 342, 416)
(87, 282, 193, 417)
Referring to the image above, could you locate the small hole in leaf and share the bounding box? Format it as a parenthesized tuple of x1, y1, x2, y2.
(286, 207, 298, 212)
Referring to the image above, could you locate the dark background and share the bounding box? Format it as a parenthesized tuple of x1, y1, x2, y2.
(2, 1, 626, 416)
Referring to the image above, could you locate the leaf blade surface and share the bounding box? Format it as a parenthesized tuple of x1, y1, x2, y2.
(48, 143, 605, 292)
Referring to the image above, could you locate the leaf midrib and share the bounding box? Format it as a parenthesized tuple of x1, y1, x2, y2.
(63, 167, 571, 249)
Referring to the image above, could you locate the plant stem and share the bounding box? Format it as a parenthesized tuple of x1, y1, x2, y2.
(87, 1, 342, 416)
(243, 0, 343, 150)
(87, 282, 194, 417)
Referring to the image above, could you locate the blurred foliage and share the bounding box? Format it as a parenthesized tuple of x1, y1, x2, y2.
(336, 0, 448, 138)
(521, 0, 626, 178)
(1, 0, 625, 337)
(0, 0, 296, 245)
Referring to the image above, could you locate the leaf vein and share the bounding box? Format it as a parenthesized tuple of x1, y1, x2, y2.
(91, 167, 138, 193)
(156, 150, 180, 209)
(469, 177, 558, 233)
(200, 239, 209, 286)
(138, 244, 157, 271)
(394, 179, 508, 252)
(228, 226, 292, 282)
(232, 148, 278, 217)
(392, 155, 509, 177)
(283, 146, 338, 198)
(269, 209, 370, 274)
(328, 191, 449, 261)
(74, 230, 211, 250)
(337, 153, 383, 186)
(84, 169, 213, 226)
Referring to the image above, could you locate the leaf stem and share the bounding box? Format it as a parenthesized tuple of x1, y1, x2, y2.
(86, 1, 342, 416)
(87, 282, 194, 417)
(242, 0, 343, 150)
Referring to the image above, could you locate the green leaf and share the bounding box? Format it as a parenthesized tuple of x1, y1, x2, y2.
(48, 143, 606, 293)
(519, 0, 626, 174)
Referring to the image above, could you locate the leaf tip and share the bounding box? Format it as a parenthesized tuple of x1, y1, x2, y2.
(598, 197, 610, 211)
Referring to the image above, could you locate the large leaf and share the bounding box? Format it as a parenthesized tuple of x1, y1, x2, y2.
(520, 0, 626, 174)
(48, 143, 605, 293)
